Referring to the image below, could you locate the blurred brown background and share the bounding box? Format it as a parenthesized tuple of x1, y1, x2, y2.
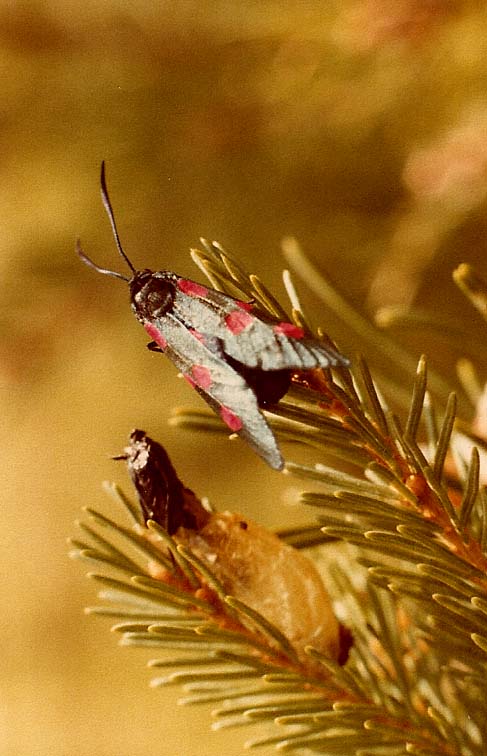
(2, 2, 487, 754)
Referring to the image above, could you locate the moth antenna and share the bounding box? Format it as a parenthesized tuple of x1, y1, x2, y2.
(100, 161, 137, 275)
(76, 239, 130, 282)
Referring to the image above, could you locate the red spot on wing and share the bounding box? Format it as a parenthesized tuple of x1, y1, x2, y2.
(220, 406, 243, 431)
(225, 309, 253, 335)
(191, 365, 212, 389)
(183, 374, 196, 387)
(273, 322, 305, 339)
(236, 300, 253, 312)
(144, 322, 168, 350)
(178, 279, 209, 297)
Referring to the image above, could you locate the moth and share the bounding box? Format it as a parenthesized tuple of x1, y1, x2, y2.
(78, 163, 349, 470)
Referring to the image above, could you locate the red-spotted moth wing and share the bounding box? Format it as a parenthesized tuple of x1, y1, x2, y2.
(173, 277, 347, 371)
(139, 278, 286, 469)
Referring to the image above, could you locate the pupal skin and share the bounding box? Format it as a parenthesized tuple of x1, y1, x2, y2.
(122, 430, 343, 663)
(176, 510, 342, 663)
(118, 429, 209, 535)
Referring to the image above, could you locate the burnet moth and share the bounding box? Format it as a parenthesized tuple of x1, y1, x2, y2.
(78, 163, 349, 470)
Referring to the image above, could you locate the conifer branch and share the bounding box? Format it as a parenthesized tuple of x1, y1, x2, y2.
(72, 243, 487, 754)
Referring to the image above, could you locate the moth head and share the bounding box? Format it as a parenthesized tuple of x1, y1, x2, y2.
(130, 270, 175, 321)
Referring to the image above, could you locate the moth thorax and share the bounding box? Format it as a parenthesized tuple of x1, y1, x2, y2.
(130, 271, 175, 321)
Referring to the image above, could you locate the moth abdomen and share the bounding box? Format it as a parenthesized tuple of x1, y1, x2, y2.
(224, 355, 292, 406)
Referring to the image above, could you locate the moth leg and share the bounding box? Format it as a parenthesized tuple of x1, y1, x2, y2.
(147, 341, 164, 353)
